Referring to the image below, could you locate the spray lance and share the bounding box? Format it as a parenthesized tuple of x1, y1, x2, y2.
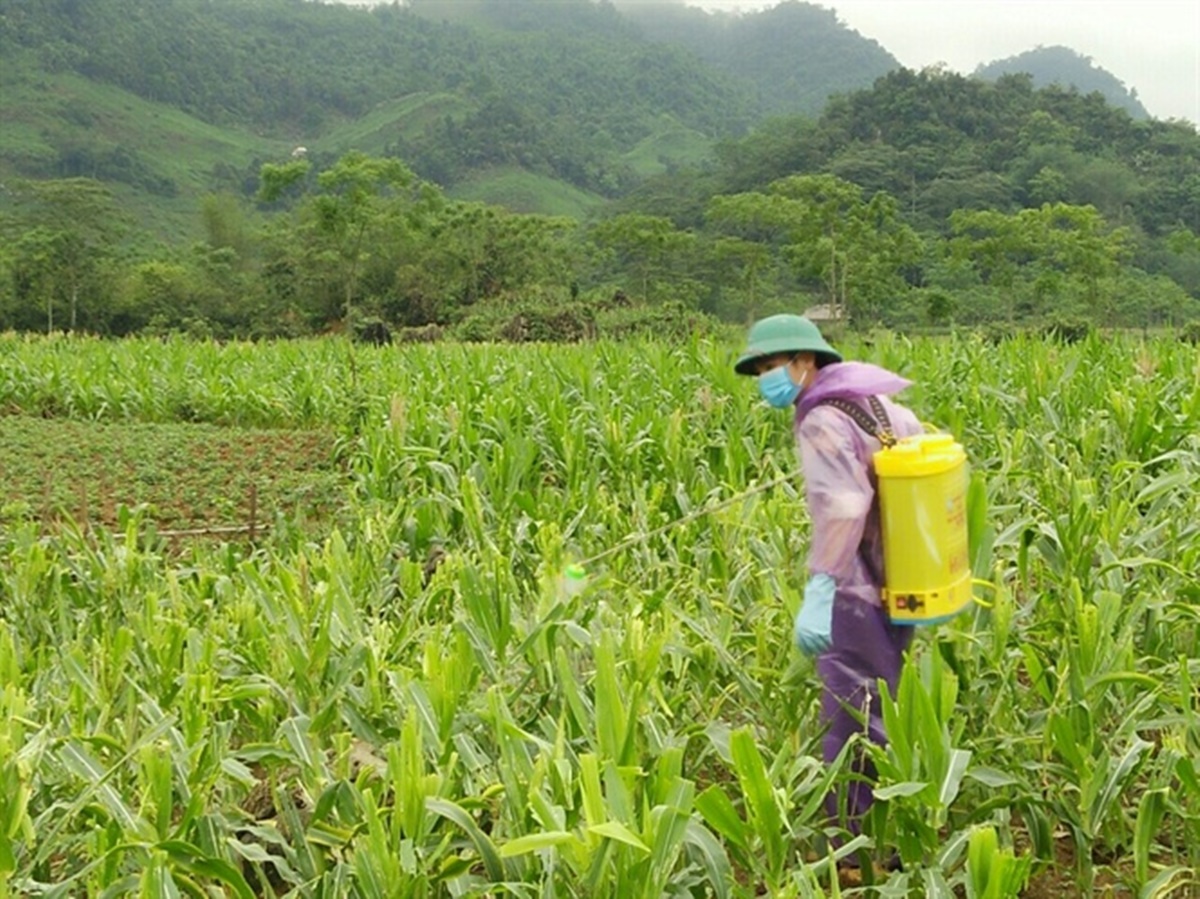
(559, 430, 993, 627)
(556, 471, 798, 598)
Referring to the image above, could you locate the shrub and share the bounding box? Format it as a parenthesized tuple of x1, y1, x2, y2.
(353, 316, 392, 345)
(452, 298, 715, 343)
(454, 302, 595, 343)
(1042, 315, 1091, 344)
(595, 300, 715, 341)
(394, 324, 444, 343)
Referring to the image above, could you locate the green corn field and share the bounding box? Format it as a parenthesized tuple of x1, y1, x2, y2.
(0, 331, 1198, 897)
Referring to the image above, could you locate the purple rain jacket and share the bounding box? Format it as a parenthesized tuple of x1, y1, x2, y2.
(793, 361, 924, 826)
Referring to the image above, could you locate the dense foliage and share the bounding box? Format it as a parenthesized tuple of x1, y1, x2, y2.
(2, 2, 1199, 336)
(1, 332, 1199, 895)
(652, 69, 1200, 238)
(0, 0, 762, 196)
(3, 150, 1199, 337)
(624, 69, 1200, 322)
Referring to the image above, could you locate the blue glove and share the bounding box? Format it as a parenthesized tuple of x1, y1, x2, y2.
(794, 574, 835, 656)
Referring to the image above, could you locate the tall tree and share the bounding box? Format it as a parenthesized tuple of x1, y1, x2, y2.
(950, 202, 1130, 322)
(3, 178, 127, 331)
(708, 174, 919, 322)
(260, 152, 415, 323)
(589, 213, 695, 303)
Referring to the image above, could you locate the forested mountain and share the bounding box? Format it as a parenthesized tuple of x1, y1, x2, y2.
(626, 68, 1199, 237)
(0, 0, 754, 201)
(3, 0, 1200, 341)
(0, 0, 901, 208)
(1, 0, 1172, 223)
(611, 66, 1200, 328)
(616, 0, 899, 118)
(974, 46, 1150, 120)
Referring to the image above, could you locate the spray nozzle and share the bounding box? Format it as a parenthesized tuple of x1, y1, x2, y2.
(559, 563, 589, 598)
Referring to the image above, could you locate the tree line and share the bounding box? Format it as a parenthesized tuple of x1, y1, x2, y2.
(4, 17, 1200, 340)
(3, 145, 1197, 339)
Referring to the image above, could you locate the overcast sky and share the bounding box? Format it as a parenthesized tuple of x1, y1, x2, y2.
(688, 0, 1200, 125)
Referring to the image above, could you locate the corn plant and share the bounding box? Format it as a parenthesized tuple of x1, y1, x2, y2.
(2, 331, 1199, 895)
(964, 825, 1032, 898)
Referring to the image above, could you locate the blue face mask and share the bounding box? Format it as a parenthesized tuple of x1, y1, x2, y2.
(758, 363, 801, 408)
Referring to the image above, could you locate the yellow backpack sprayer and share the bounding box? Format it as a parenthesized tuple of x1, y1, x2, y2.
(819, 396, 972, 625)
(562, 395, 973, 627)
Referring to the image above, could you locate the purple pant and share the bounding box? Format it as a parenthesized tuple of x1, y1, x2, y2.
(818, 595, 913, 833)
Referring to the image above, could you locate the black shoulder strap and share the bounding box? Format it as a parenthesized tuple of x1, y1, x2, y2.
(817, 396, 896, 448)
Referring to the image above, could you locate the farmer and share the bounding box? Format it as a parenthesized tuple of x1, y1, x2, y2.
(734, 313, 922, 853)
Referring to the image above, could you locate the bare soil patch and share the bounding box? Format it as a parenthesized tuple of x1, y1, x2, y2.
(1, 415, 345, 534)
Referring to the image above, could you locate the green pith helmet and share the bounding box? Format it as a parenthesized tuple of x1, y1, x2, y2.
(734, 314, 842, 375)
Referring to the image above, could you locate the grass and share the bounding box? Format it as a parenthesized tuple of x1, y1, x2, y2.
(0, 66, 291, 240)
(316, 91, 475, 156)
(448, 165, 607, 217)
(621, 119, 715, 178)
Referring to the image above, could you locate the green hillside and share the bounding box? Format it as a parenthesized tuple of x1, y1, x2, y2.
(975, 46, 1150, 120)
(447, 167, 606, 218)
(622, 121, 715, 179)
(617, 0, 900, 117)
(2, 0, 1184, 236)
(0, 0, 915, 229)
(316, 92, 476, 157)
(3, 0, 1198, 342)
(0, 58, 288, 240)
(0, 0, 758, 198)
